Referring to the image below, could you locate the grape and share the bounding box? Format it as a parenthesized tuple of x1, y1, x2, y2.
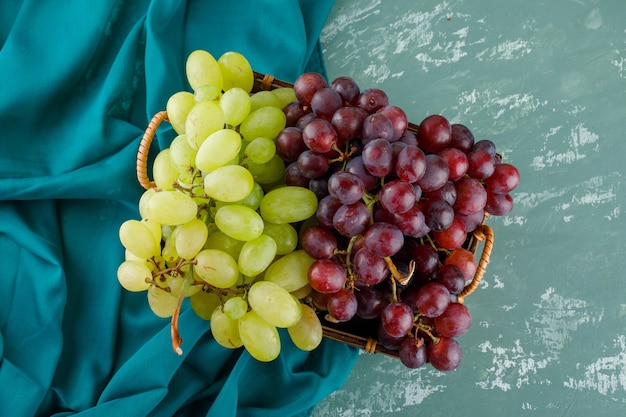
(239, 106, 287, 141)
(331, 106, 367, 145)
(484, 163, 520, 194)
(395, 145, 426, 183)
(327, 288, 358, 322)
(214, 204, 263, 241)
(433, 216, 467, 250)
(427, 336, 462, 371)
(332, 201, 370, 237)
(457, 209, 485, 233)
(362, 138, 393, 177)
(259, 186, 318, 224)
(453, 177, 487, 215)
(194, 249, 239, 288)
(381, 302, 414, 338)
(485, 191, 514, 215)
(308, 259, 346, 293)
(311, 87, 343, 121)
(166, 91, 195, 134)
(276, 127, 308, 163)
(379, 180, 416, 214)
(389, 205, 430, 238)
(247, 281, 302, 328)
(425, 181, 456, 206)
(250, 90, 281, 112)
(416, 154, 450, 192)
(294, 72, 328, 106)
(467, 150, 495, 179)
(377, 105, 408, 141)
(412, 244, 439, 278)
(174, 218, 208, 259)
(203, 165, 254, 203)
(238, 234, 277, 277)
(203, 230, 244, 260)
(244, 137, 276, 164)
(422, 198, 455, 232)
(242, 154, 284, 185)
(361, 113, 394, 143)
(284, 162, 309, 187)
(287, 303, 323, 351)
(434, 302, 472, 337)
(283, 101, 309, 127)
(416, 114, 452, 153)
(186, 49, 223, 91)
(353, 247, 389, 286)
(264, 250, 315, 292)
(271, 87, 297, 109)
(356, 88, 389, 114)
(117, 260, 152, 292)
(297, 149, 330, 179)
(300, 225, 338, 260)
(364, 222, 404, 258)
(330, 76, 360, 105)
(308, 177, 329, 199)
(211, 306, 244, 348)
(399, 130, 418, 147)
(161, 231, 179, 263)
(219, 87, 251, 126)
(415, 282, 450, 318)
(436, 264, 466, 295)
(147, 285, 178, 318)
(214, 181, 264, 212)
(185, 100, 225, 149)
(238, 310, 281, 362)
(189, 290, 221, 320)
(355, 285, 386, 319)
(327, 171, 365, 205)
(302, 117, 338, 153)
(473, 139, 497, 157)
(118, 219, 160, 259)
(193, 84, 222, 102)
(444, 248, 478, 283)
(169, 134, 197, 172)
(152, 149, 178, 191)
(438, 147, 468, 181)
(261, 221, 298, 255)
(449, 123, 474, 154)
(399, 337, 427, 369)
(216, 51, 254, 92)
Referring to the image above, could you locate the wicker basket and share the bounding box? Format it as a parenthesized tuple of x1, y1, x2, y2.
(136, 72, 494, 358)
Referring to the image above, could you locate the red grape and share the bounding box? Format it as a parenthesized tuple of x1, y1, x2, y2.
(354, 247, 389, 286)
(294, 72, 328, 106)
(311, 87, 343, 122)
(399, 337, 427, 369)
(327, 288, 358, 322)
(356, 88, 389, 114)
(364, 222, 404, 258)
(415, 282, 450, 318)
(379, 179, 417, 214)
(434, 302, 472, 338)
(302, 118, 338, 154)
(381, 302, 415, 338)
(333, 201, 370, 237)
(362, 138, 394, 177)
(454, 177, 487, 215)
(330, 76, 360, 105)
(301, 225, 338, 259)
(327, 171, 365, 205)
(377, 105, 408, 141)
(395, 145, 427, 183)
(427, 336, 462, 371)
(416, 114, 452, 153)
(355, 285, 386, 319)
(484, 163, 520, 194)
(308, 259, 346, 293)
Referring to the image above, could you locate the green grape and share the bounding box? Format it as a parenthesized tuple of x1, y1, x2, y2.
(223, 296, 248, 320)
(147, 285, 178, 318)
(195, 128, 242, 172)
(271, 87, 297, 108)
(242, 154, 284, 185)
(186, 49, 223, 92)
(247, 280, 302, 328)
(185, 100, 225, 150)
(119, 219, 160, 259)
(203, 165, 254, 203)
(161, 230, 178, 264)
(220, 87, 251, 126)
(146, 190, 198, 226)
(141, 218, 162, 247)
(239, 106, 287, 141)
(291, 284, 312, 300)
(152, 148, 179, 191)
(194, 84, 222, 102)
(203, 230, 244, 260)
(259, 186, 318, 224)
(190, 290, 221, 320)
(169, 134, 197, 173)
(194, 249, 239, 288)
(214, 205, 264, 241)
(261, 221, 298, 255)
(244, 137, 276, 164)
(287, 303, 323, 351)
(138, 188, 157, 219)
(174, 218, 208, 259)
(238, 310, 280, 362)
(166, 91, 195, 134)
(211, 307, 244, 349)
(214, 181, 264, 213)
(237, 234, 277, 277)
(264, 250, 315, 292)
(249, 90, 281, 112)
(117, 260, 153, 292)
(218, 51, 254, 93)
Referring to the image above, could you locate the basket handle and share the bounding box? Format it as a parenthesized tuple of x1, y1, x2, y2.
(457, 224, 494, 302)
(137, 110, 168, 190)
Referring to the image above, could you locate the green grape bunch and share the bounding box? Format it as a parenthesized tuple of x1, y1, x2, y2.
(117, 50, 322, 362)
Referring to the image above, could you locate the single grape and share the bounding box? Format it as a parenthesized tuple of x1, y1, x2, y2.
(238, 310, 281, 362)
(415, 282, 451, 318)
(249, 90, 281, 112)
(399, 130, 418, 147)
(185, 49, 223, 91)
(287, 304, 323, 351)
(473, 139, 497, 157)
(219, 87, 251, 126)
(264, 250, 315, 292)
(275, 127, 308, 163)
(238, 234, 277, 277)
(294, 72, 328, 106)
(355, 88, 389, 114)
(308, 259, 346, 293)
(259, 186, 318, 224)
(185, 100, 225, 149)
(189, 290, 221, 320)
(118, 219, 160, 259)
(353, 247, 389, 286)
(362, 138, 393, 177)
(436, 264, 466, 295)
(247, 280, 302, 328)
(302, 117, 339, 154)
(399, 337, 428, 369)
(296, 150, 329, 179)
(300, 225, 338, 260)
(467, 149, 495, 179)
(311, 87, 343, 122)
(147, 285, 178, 318)
(223, 296, 249, 321)
(330, 76, 360, 105)
(434, 302, 472, 337)
(484, 163, 520, 194)
(416, 114, 452, 153)
(332, 201, 370, 237)
(308, 176, 330, 199)
(395, 145, 427, 183)
(379, 180, 417, 214)
(427, 336, 462, 371)
(381, 302, 415, 338)
(377, 105, 408, 141)
(239, 106, 287, 142)
(416, 154, 450, 193)
(174, 218, 208, 260)
(327, 288, 358, 322)
(204, 165, 254, 203)
(345, 156, 378, 191)
(194, 249, 239, 288)
(449, 123, 474, 154)
(438, 147, 469, 181)
(361, 112, 394, 143)
(457, 209, 485, 233)
(217, 51, 254, 92)
(388, 205, 430, 238)
(331, 106, 368, 145)
(444, 248, 478, 283)
(214, 204, 263, 241)
(283, 101, 310, 127)
(117, 260, 152, 292)
(364, 222, 404, 258)
(244, 137, 276, 164)
(166, 91, 195, 134)
(262, 221, 298, 255)
(316, 195, 343, 228)
(485, 191, 514, 215)
(433, 216, 467, 250)
(422, 198, 455, 232)
(355, 285, 386, 319)
(454, 177, 487, 215)
(327, 171, 365, 205)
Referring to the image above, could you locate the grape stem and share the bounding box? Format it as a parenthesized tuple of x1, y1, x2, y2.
(384, 257, 415, 286)
(171, 268, 195, 356)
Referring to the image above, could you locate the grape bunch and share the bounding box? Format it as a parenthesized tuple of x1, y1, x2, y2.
(279, 72, 520, 371)
(118, 50, 325, 362)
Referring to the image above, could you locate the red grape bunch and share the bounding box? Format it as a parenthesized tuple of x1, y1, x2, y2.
(277, 72, 520, 371)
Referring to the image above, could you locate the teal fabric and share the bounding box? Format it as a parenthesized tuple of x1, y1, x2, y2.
(0, 1, 358, 416)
